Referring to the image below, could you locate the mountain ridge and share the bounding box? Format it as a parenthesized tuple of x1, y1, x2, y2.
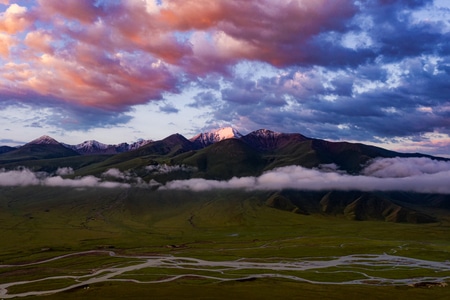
(62, 139, 153, 155)
(5, 127, 447, 160)
(0, 128, 447, 174)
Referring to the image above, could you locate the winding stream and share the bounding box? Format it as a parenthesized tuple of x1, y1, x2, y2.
(1, 251, 449, 298)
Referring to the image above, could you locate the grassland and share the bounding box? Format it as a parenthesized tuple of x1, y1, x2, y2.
(0, 186, 449, 299)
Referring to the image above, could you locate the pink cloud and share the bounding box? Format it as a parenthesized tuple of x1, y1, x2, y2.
(159, 1, 224, 30)
(15, 50, 177, 110)
(0, 0, 358, 110)
(0, 3, 32, 33)
(37, 0, 101, 24)
(1, 61, 33, 83)
(162, 0, 357, 67)
(24, 29, 54, 54)
(0, 32, 15, 57)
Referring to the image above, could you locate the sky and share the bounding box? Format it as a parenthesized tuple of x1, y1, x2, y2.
(0, 0, 449, 157)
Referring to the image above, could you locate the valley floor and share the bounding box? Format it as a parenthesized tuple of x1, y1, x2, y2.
(0, 187, 449, 299)
(1, 250, 449, 299)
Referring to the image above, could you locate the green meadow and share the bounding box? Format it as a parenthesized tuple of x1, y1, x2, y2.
(0, 186, 449, 299)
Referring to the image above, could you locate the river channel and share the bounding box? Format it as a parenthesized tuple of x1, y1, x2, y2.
(1, 251, 449, 298)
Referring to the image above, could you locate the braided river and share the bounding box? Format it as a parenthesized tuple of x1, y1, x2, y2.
(1, 250, 449, 298)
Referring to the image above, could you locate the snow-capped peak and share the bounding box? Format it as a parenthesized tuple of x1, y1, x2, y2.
(76, 140, 109, 150)
(190, 127, 243, 147)
(62, 140, 110, 154)
(27, 135, 60, 145)
(61, 138, 153, 155)
(128, 139, 153, 151)
(212, 127, 243, 140)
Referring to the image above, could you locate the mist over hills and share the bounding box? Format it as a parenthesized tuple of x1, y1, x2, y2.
(1, 127, 449, 224)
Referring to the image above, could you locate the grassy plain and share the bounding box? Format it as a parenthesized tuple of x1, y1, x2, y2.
(0, 186, 449, 299)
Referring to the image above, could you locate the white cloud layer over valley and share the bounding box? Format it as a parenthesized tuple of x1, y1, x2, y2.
(0, 157, 449, 194)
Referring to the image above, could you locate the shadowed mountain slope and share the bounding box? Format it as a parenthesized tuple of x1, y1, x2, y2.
(0, 142, 79, 164)
(0, 146, 15, 155)
(266, 190, 442, 223)
(240, 129, 309, 151)
(177, 138, 266, 180)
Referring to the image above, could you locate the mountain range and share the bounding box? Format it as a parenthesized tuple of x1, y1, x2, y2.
(0, 127, 245, 156)
(1, 127, 448, 224)
(0, 126, 444, 174)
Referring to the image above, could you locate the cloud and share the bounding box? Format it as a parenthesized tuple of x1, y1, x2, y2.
(1, 157, 449, 193)
(0, 0, 359, 113)
(43, 175, 129, 188)
(146, 164, 197, 174)
(0, 49, 177, 111)
(163, 157, 450, 194)
(172, 0, 357, 63)
(362, 157, 450, 178)
(0, 32, 15, 57)
(202, 53, 450, 150)
(55, 167, 74, 176)
(37, 0, 101, 24)
(0, 4, 32, 34)
(102, 168, 126, 178)
(24, 29, 53, 53)
(0, 168, 129, 188)
(159, 103, 179, 114)
(0, 168, 40, 186)
(102, 168, 149, 187)
(0, 99, 134, 132)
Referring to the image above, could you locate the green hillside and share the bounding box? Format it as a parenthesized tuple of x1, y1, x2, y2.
(1, 186, 448, 257)
(175, 139, 267, 179)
